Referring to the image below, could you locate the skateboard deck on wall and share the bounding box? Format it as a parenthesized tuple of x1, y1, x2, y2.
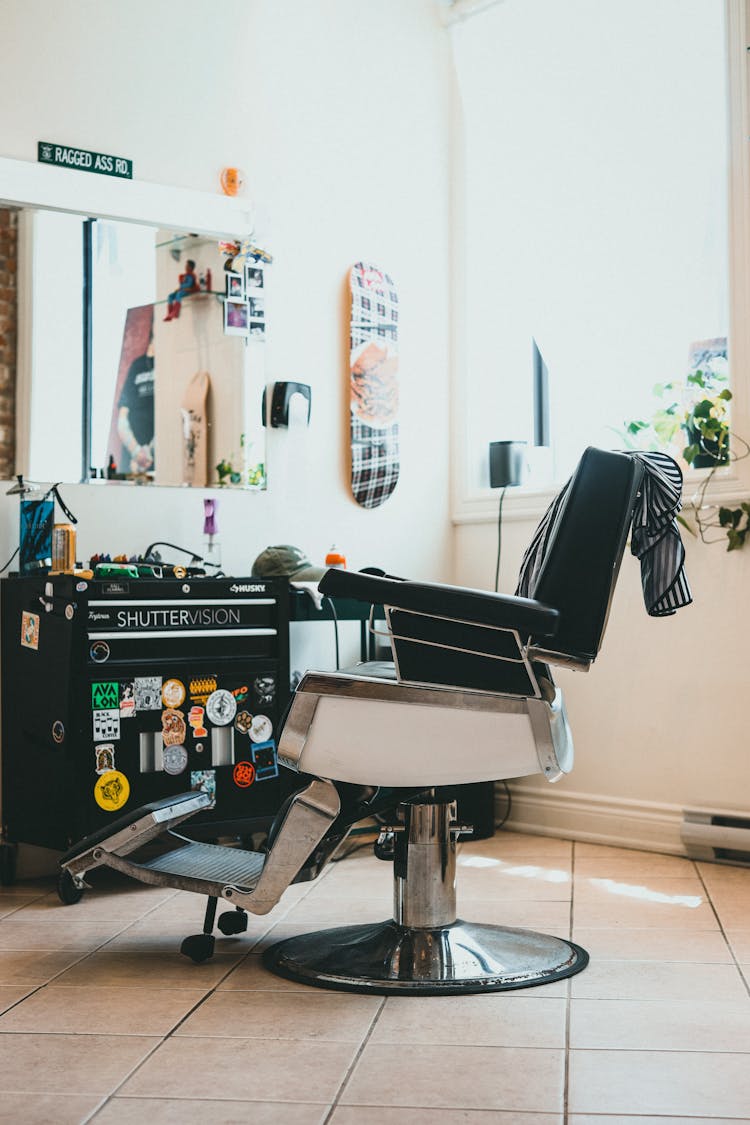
(349, 262, 399, 508)
(181, 371, 210, 486)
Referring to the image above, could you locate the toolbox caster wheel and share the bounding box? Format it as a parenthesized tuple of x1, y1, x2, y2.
(217, 909, 248, 936)
(57, 870, 85, 905)
(181, 933, 215, 963)
(0, 843, 17, 887)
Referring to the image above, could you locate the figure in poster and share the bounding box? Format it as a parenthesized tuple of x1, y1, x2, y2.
(117, 329, 155, 474)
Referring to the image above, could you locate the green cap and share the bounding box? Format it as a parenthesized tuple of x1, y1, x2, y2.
(251, 545, 325, 582)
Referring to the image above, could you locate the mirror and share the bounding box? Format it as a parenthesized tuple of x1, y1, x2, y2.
(14, 205, 267, 489)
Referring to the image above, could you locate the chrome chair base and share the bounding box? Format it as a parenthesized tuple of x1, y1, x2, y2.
(263, 918, 589, 995)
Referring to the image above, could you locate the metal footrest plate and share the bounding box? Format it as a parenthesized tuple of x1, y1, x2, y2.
(263, 918, 589, 995)
(142, 842, 265, 890)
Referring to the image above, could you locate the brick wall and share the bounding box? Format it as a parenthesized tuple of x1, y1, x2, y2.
(0, 208, 17, 479)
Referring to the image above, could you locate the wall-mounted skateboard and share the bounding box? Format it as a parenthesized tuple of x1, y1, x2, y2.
(349, 262, 399, 508)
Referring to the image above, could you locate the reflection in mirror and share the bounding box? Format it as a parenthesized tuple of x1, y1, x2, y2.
(20, 212, 267, 490)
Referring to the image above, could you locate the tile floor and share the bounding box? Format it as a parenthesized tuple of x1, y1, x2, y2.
(0, 830, 749, 1123)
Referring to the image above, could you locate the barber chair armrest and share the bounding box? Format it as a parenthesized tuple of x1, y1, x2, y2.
(319, 569, 559, 637)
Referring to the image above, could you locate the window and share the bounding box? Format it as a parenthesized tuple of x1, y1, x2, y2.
(450, 0, 732, 499)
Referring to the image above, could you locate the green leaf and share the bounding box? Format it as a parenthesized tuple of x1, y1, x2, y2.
(683, 443, 700, 464)
(687, 371, 706, 387)
(718, 388, 732, 401)
(719, 507, 733, 527)
(626, 421, 647, 434)
(692, 399, 713, 419)
(676, 514, 697, 537)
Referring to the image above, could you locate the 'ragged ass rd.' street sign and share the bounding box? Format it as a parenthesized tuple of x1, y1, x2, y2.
(37, 141, 133, 180)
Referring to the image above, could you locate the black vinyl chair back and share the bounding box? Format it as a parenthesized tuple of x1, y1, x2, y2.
(523, 448, 643, 664)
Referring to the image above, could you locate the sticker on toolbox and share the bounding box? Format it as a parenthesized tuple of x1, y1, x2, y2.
(162, 709, 186, 746)
(253, 675, 276, 706)
(251, 740, 279, 781)
(187, 705, 207, 738)
(95, 744, 115, 774)
(163, 744, 188, 776)
(134, 677, 162, 710)
(205, 689, 236, 726)
(233, 760, 256, 788)
(52, 720, 65, 744)
(20, 611, 40, 651)
(249, 714, 273, 743)
(190, 769, 216, 808)
(90, 640, 110, 663)
(94, 769, 130, 812)
(234, 710, 253, 735)
(120, 682, 136, 718)
(162, 678, 186, 708)
(189, 676, 217, 704)
(91, 682, 118, 710)
(232, 685, 249, 703)
(93, 709, 120, 741)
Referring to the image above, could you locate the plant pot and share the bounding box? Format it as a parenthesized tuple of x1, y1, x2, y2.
(685, 425, 729, 469)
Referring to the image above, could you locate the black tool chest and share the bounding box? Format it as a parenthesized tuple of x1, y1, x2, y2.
(1, 575, 291, 854)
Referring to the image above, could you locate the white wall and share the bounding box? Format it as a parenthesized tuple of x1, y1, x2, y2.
(0, 0, 453, 588)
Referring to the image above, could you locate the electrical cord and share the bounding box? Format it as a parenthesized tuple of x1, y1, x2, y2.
(496, 780, 512, 828)
(494, 485, 507, 592)
(0, 547, 19, 576)
(323, 595, 340, 670)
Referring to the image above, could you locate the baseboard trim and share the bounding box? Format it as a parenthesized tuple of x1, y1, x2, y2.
(498, 782, 687, 856)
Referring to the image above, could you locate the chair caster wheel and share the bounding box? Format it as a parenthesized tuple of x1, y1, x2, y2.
(57, 870, 85, 905)
(181, 933, 216, 963)
(217, 909, 248, 936)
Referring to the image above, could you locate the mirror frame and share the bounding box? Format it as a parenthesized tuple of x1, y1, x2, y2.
(0, 155, 257, 484)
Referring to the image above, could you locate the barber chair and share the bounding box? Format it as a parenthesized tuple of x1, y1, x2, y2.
(60, 447, 644, 993)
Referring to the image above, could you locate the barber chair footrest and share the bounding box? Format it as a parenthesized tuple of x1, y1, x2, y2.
(262, 918, 588, 995)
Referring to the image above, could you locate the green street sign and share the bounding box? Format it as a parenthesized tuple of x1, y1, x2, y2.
(37, 141, 133, 180)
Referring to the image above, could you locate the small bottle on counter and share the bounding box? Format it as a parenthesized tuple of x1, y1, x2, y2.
(325, 545, 347, 569)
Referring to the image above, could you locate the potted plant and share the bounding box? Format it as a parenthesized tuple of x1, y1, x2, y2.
(621, 351, 750, 550)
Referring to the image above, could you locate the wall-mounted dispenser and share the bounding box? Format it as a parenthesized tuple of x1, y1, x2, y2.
(262, 382, 312, 428)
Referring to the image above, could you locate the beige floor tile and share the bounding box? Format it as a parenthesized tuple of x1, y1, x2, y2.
(0, 984, 206, 1035)
(100, 912, 270, 953)
(0, 880, 55, 898)
(218, 952, 321, 991)
(710, 902, 750, 928)
(726, 929, 750, 959)
(570, 959, 748, 1001)
(0, 1033, 159, 1094)
(0, 918, 127, 951)
(0, 984, 33, 1013)
(283, 897, 388, 925)
(331, 1111, 562, 1125)
(574, 875, 705, 900)
(696, 860, 750, 883)
(455, 863, 572, 902)
(120, 1036, 357, 1102)
(572, 926, 732, 962)
(568, 1049, 750, 1116)
(94, 1100, 329, 1125)
(0, 949, 85, 986)
(466, 833, 572, 859)
(574, 853, 696, 878)
(370, 993, 567, 1048)
(0, 1092, 104, 1124)
(569, 1118, 743, 1124)
(341, 1043, 565, 1112)
(572, 895, 717, 929)
(15, 888, 177, 922)
(53, 950, 242, 989)
(456, 898, 572, 933)
(570, 998, 750, 1051)
(176, 988, 379, 1041)
(248, 921, 323, 953)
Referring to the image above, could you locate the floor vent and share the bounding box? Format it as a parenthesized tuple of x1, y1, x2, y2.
(681, 807, 750, 866)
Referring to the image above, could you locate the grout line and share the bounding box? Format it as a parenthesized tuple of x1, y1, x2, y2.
(562, 839, 576, 1125)
(321, 995, 387, 1125)
(693, 860, 750, 1001)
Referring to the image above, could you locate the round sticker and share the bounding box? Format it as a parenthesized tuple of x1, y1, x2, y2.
(250, 714, 273, 743)
(234, 710, 253, 735)
(163, 744, 188, 776)
(90, 640, 110, 663)
(206, 689, 237, 726)
(233, 761, 256, 788)
(51, 720, 65, 744)
(94, 770, 130, 812)
(162, 709, 187, 747)
(65, 604, 75, 621)
(162, 678, 186, 708)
